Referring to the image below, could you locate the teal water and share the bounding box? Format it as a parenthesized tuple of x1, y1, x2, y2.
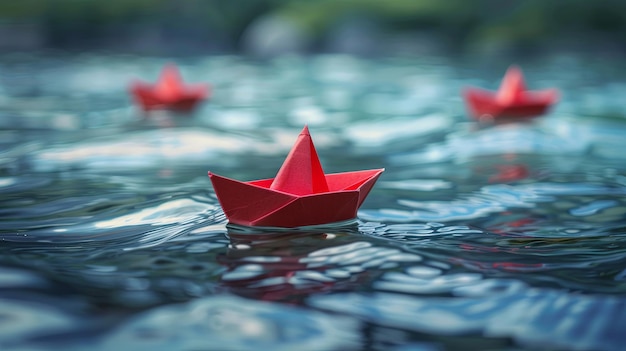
(1, 53, 626, 350)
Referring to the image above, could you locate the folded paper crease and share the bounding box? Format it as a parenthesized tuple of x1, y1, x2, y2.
(209, 126, 384, 228)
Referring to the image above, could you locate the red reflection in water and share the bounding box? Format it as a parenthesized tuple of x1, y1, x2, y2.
(490, 216, 538, 236)
(218, 230, 369, 302)
(450, 256, 546, 273)
(489, 164, 529, 183)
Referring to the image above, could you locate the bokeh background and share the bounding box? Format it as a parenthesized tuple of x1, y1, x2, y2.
(1, 0, 625, 57)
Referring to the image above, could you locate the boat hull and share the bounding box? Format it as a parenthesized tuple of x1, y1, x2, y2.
(463, 88, 558, 120)
(131, 84, 207, 112)
(209, 169, 384, 228)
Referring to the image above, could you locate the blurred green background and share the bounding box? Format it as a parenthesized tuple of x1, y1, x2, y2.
(0, 0, 624, 56)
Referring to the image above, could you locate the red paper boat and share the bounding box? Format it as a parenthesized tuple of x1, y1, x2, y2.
(130, 63, 210, 112)
(463, 65, 559, 120)
(209, 126, 384, 228)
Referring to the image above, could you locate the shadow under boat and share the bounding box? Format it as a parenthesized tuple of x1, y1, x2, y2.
(225, 218, 360, 241)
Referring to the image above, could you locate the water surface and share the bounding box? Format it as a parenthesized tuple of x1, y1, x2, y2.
(1, 53, 626, 350)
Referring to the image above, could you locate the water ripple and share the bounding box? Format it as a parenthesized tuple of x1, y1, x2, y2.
(375, 271, 483, 294)
(1, 196, 223, 251)
(96, 295, 360, 351)
(31, 129, 261, 171)
(570, 200, 619, 216)
(361, 182, 626, 223)
(0, 298, 79, 350)
(219, 232, 422, 301)
(310, 289, 626, 351)
(0, 176, 51, 194)
(390, 124, 583, 165)
(345, 114, 454, 151)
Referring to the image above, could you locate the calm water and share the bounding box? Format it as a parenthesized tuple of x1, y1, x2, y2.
(1, 52, 626, 350)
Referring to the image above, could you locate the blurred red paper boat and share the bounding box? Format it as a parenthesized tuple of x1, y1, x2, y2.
(209, 126, 384, 228)
(130, 63, 210, 112)
(463, 65, 559, 120)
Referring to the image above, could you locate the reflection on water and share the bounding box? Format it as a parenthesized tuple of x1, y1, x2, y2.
(99, 295, 361, 351)
(1, 53, 626, 350)
(311, 289, 626, 351)
(222, 229, 422, 302)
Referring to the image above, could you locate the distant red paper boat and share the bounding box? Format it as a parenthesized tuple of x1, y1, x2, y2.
(209, 126, 384, 228)
(463, 65, 559, 120)
(130, 63, 210, 112)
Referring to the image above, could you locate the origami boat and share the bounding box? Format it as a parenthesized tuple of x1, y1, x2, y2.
(130, 63, 210, 112)
(209, 126, 384, 228)
(463, 65, 559, 120)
